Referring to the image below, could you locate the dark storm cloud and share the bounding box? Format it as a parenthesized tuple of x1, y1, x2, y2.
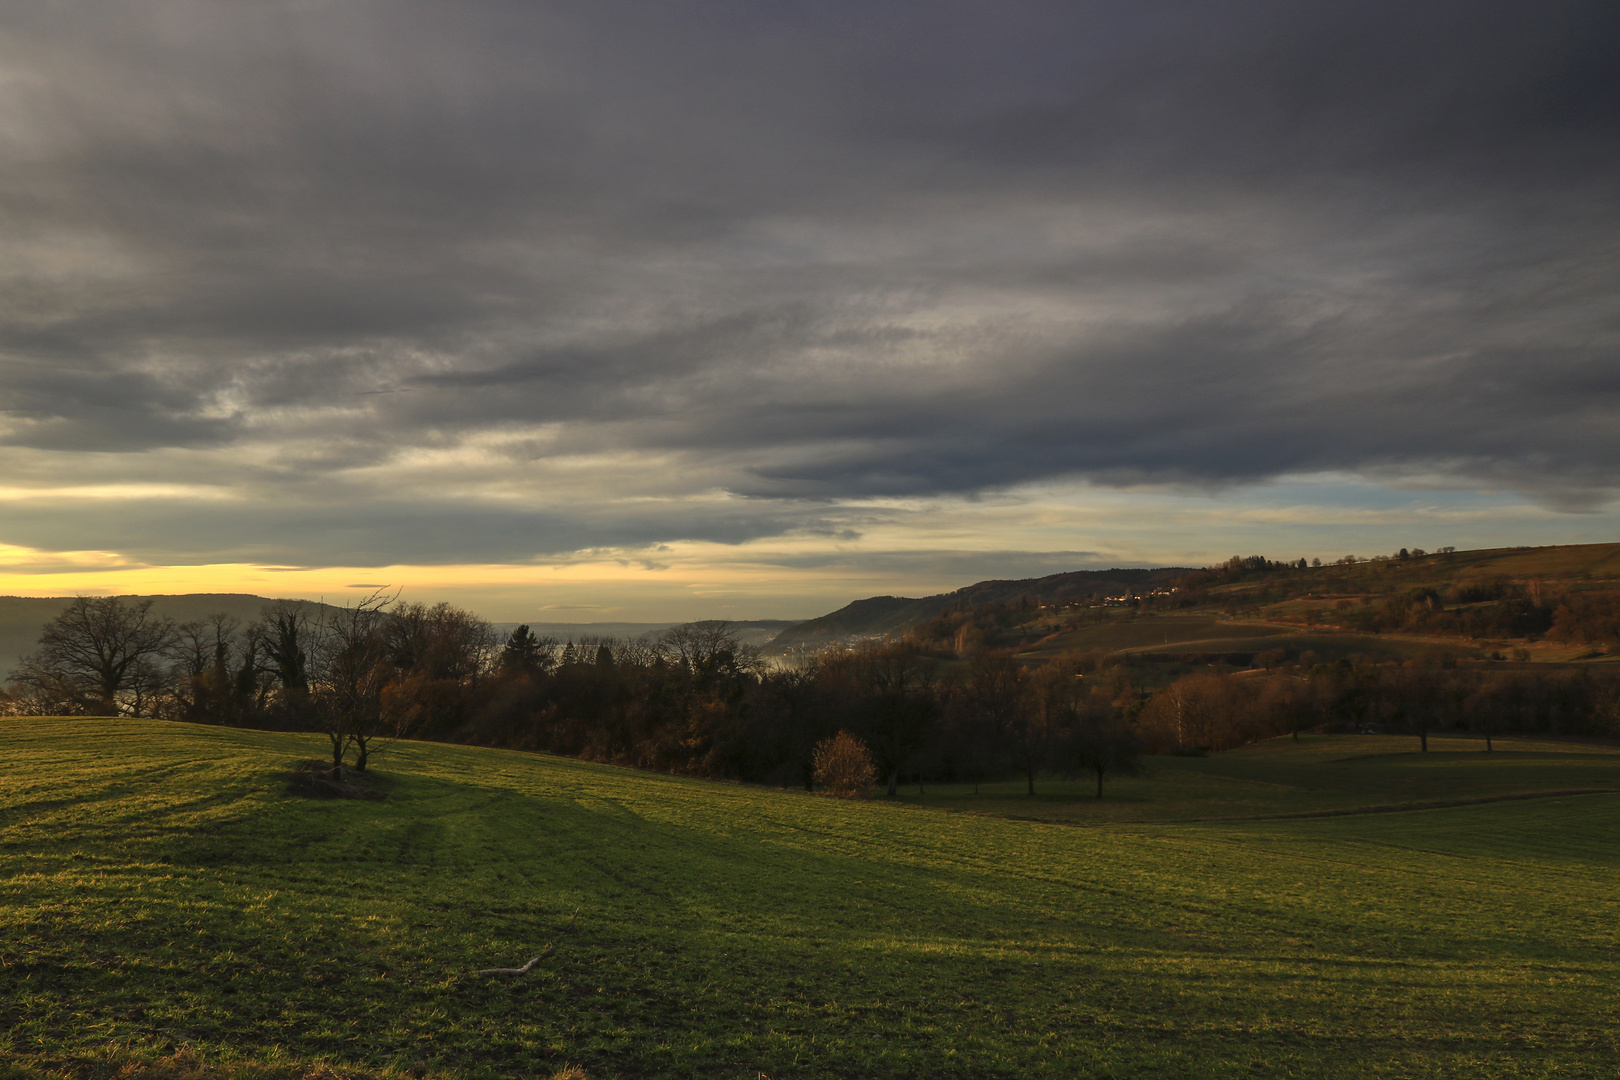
(0, 0, 1615, 562)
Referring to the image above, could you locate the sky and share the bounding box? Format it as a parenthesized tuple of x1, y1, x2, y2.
(0, 1, 1616, 622)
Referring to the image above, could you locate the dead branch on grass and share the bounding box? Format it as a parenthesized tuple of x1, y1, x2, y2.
(476, 944, 554, 975)
(474, 908, 579, 975)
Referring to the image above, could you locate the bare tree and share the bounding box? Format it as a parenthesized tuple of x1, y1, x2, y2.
(168, 616, 224, 722)
(964, 650, 1031, 789)
(8, 596, 176, 716)
(309, 591, 396, 774)
(658, 621, 763, 688)
(1013, 661, 1084, 796)
(378, 601, 497, 739)
(164, 613, 266, 725)
(609, 633, 661, 668)
(1065, 715, 1144, 798)
(385, 601, 497, 682)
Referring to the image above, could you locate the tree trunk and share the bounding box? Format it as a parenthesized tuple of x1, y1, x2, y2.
(1095, 768, 1104, 798)
(1419, 729, 1428, 752)
(1026, 766, 1035, 796)
(887, 768, 899, 797)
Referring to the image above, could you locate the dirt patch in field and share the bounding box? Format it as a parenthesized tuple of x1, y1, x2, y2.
(284, 759, 390, 800)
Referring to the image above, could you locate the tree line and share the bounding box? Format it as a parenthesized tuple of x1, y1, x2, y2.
(7, 594, 1619, 792)
(1136, 658, 1620, 753)
(2, 593, 493, 776)
(0, 595, 1142, 793)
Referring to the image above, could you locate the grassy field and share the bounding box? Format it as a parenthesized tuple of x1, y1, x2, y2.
(891, 733, 1620, 822)
(1026, 615, 1295, 654)
(1435, 542, 1620, 581)
(1015, 615, 1487, 668)
(1116, 631, 1481, 663)
(4, 719, 1619, 1079)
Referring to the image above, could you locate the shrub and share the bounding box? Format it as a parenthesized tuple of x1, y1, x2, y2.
(811, 730, 877, 798)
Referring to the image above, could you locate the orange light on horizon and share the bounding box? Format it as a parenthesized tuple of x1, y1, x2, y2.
(0, 543, 908, 622)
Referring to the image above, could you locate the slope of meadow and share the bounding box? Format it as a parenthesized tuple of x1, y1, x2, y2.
(3, 719, 1619, 1079)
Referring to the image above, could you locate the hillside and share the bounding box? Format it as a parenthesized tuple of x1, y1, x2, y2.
(768, 566, 1190, 650)
(769, 541, 1620, 668)
(3, 718, 1618, 1079)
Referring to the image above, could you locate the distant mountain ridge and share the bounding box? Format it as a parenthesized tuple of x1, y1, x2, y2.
(767, 566, 1193, 650)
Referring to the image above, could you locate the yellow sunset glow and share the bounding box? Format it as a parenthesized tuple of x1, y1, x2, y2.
(0, 477, 1612, 622)
(0, 541, 918, 622)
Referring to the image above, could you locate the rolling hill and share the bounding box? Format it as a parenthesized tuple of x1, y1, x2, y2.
(767, 566, 1190, 650)
(766, 541, 1620, 665)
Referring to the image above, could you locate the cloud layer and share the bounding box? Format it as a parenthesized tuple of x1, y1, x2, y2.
(0, 1, 1616, 569)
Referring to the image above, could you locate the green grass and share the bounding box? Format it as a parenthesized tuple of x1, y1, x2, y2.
(1024, 614, 1293, 655)
(4, 719, 1620, 1079)
(1117, 631, 1481, 662)
(1017, 615, 1485, 667)
(1451, 541, 1620, 581)
(894, 733, 1620, 823)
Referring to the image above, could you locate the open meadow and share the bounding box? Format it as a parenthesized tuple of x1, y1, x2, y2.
(891, 733, 1620, 823)
(3, 718, 1619, 1079)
